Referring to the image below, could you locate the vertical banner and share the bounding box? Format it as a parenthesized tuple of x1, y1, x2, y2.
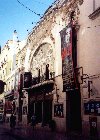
(60, 24, 75, 91)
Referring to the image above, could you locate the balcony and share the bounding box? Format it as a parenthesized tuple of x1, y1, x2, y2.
(23, 72, 55, 94)
(32, 71, 55, 86)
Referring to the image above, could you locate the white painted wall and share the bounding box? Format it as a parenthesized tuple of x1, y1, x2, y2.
(78, 0, 100, 75)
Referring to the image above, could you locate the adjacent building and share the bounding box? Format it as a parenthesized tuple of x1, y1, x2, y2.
(0, 31, 27, 122)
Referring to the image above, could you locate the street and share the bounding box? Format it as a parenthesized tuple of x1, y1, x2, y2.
(0, 123, 98, 140)
(0, 123, 67, 140)
(0, 125, 16, 140)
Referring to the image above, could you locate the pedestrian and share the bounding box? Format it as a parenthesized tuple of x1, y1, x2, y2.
(31, 113, 36, 130)
(10, 113, 16, 128)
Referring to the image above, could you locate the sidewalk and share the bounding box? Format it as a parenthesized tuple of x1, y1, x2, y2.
(3, 122, 100, 140)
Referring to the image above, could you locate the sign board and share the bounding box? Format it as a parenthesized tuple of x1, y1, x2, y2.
(60, 24, 77, 91)
(84, 101, 100, 116)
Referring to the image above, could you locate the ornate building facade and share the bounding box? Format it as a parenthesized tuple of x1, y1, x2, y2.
(24, 0, 100, 136)
(25, 0, 84, 133)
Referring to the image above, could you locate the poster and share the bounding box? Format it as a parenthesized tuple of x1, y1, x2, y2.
(60, 24, 75, 91)
(54, 104, 64, 118)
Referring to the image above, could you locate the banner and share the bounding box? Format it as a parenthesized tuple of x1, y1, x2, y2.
(60, 24, 76, 91)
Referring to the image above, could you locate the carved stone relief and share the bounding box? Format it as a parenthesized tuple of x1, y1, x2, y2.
(31, 43, 54, 78)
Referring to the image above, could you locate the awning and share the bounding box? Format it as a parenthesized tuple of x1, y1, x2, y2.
(23, 80, 54, 94)
(31, 79, 54, 89)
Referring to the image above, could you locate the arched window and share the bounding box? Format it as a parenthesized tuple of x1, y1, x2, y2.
(31, 43, 54, 79)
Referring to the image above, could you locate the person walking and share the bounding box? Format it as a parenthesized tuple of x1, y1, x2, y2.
(10, 113, 16, 128)
(31, 113, 36, 130)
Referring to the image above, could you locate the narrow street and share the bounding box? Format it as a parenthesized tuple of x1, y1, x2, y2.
(0, 124, 16, 140)
(0, 123, 67, 140)
(0, 123, 98, 140)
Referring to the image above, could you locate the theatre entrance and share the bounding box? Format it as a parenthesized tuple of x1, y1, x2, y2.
(29, 95, 52, 125)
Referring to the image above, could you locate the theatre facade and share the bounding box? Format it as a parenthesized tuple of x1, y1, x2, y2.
(21, 0, 84, 133)
(21, 0, 100, 136)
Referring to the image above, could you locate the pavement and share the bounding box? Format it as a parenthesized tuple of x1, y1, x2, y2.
(3, 122, 100, 140)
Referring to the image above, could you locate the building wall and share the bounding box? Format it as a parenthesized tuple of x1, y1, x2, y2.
(27, 0, 100, 134)
(78, 0, 100, 75)
(0, 33, 27, 122)
(78, 0, 100, 137)
(27, 0, 83, 132)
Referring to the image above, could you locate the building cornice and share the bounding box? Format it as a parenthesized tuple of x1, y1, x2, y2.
(27, 0, 83, 48)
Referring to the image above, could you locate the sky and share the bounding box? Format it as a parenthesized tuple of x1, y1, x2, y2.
(0, 0, 55, 48)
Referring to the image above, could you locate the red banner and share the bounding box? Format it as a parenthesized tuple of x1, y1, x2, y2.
(60, 24, 76, 91)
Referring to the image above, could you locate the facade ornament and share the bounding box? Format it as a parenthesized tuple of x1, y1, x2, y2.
(76, 6, 80, 15)
(50, 33, 55, 44)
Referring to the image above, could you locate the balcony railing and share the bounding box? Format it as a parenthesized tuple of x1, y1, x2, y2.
(32, 72, 55, 86)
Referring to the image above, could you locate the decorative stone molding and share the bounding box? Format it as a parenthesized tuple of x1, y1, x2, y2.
(26, 0, 84, 75)
(27, 0, 83, 50)
(50, 33, 55, 44)
(30, 43, 54, 78)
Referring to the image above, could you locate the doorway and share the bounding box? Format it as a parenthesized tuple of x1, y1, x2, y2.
(66, 89, 82, 133)
(35, 99, 52, 124)
(35, 101, 42, 123)
(43, 100, 52, 124)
